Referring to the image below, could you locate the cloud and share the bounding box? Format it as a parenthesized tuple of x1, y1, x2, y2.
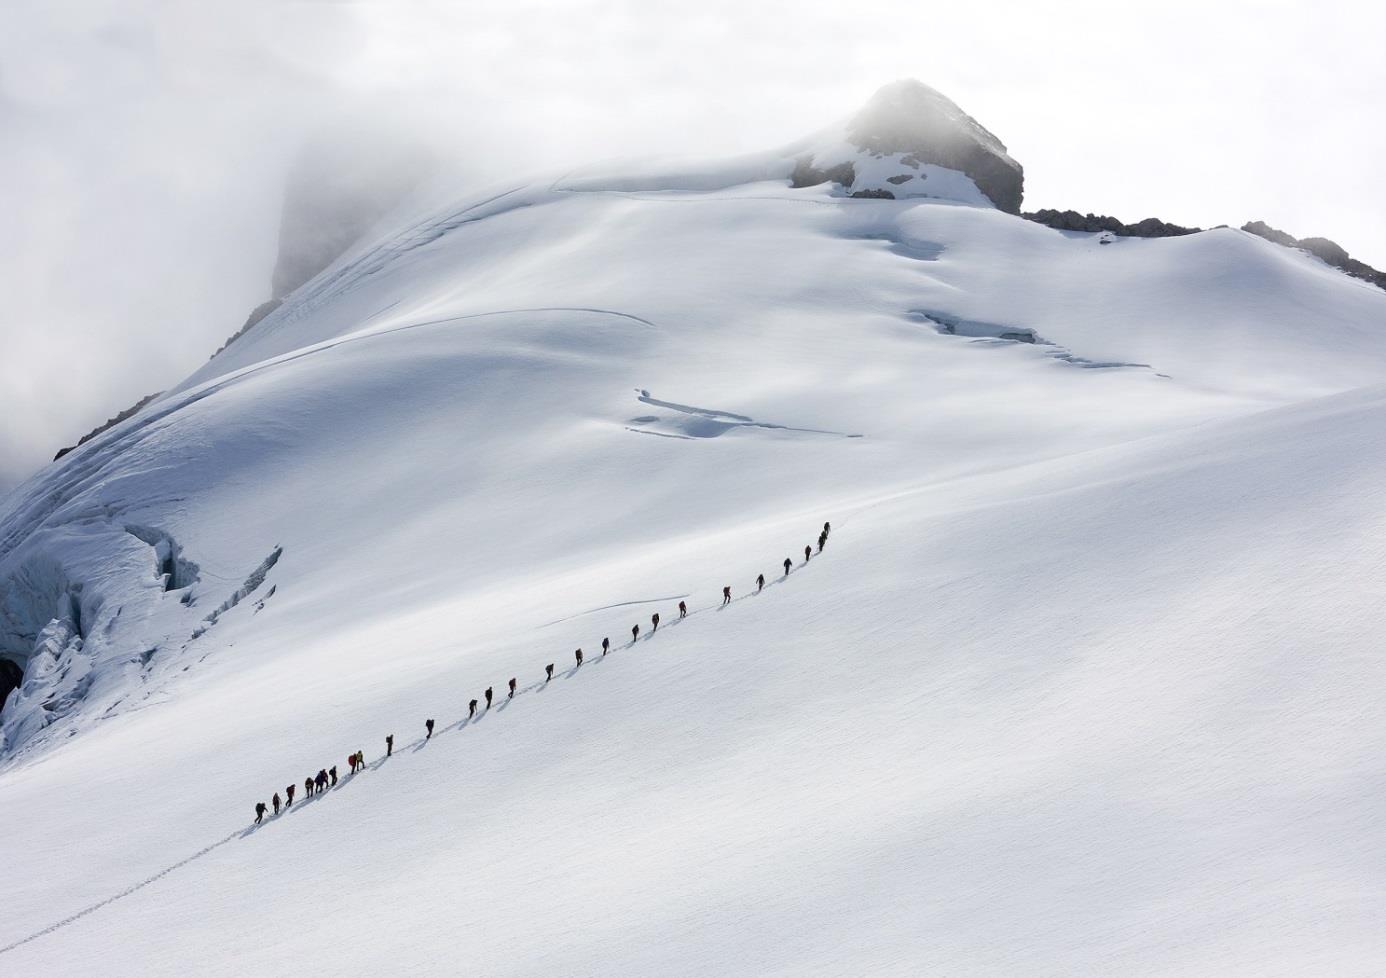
(2, 0, 1383, 494)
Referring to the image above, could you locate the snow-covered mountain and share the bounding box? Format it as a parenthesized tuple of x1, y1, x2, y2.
(3, 80, 1385, 976)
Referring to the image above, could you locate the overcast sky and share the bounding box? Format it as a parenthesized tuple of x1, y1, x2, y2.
(2, 0, 1383, 494)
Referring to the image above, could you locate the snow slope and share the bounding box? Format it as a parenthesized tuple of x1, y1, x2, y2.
(3, 127, 1386, 975)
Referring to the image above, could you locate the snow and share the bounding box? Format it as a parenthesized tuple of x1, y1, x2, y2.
(3, 144, 1386, 976)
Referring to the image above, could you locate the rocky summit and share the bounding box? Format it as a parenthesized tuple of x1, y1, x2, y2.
(792, 79, 1024, 212)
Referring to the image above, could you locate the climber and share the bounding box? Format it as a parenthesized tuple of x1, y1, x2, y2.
(545, 664, 554, 682)
(255, 801, 267, 824)
(426, 718, 435, 739)
(602, 636, 610, 655)
(722, 586, 731, 606)
(783, 557, 792, 576)
(757, 573, 765, 593)
(485, 687, 494, 709)
(651, 612, 660, 633)
(285, 783, 295, 807)
(632, 623, 640, 642)
(386, 734, 394, 757)
(804, 545, 812, 563)
(508, 677, 517, 699)
(329, 766, 338, 786)
(272, 793, 281, 816)
(575, 648, 584, 667)
(678, 600, 687, 619)
(469, 698, 478, 719)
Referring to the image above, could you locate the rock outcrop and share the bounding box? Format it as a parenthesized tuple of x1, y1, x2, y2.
(0, 656, 22, 713)
(790, 80, 1024, 212)
(845, 80, 1024, 213)
(1024, 209, 1201, 238)
(1242, 221, 1386, 291)
(52, 392, 160, 461)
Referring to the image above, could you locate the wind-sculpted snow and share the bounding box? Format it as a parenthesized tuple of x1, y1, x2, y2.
(4, 128, 1386, 977)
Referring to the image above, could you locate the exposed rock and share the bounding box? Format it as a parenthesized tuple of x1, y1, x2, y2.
(789, 158, 856, 189)
(208, 298, 282, 361)
(1023, 209, 1201, 238)
(1300, 237, 1351, 267)
(788, 80, 1023, 210)
(845, 80, 1024, 213)
(1241, 220, 1297, 248)
(53, 392, 161, 461)
(1243, 221, 1386, 291)
(0, 657, 22, 712)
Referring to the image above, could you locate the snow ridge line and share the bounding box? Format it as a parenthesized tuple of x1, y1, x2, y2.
(1, 307, 654, 562)
(0, 527, 832, 955)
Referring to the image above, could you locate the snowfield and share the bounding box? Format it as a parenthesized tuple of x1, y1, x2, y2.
(3, 127, 1386, 976)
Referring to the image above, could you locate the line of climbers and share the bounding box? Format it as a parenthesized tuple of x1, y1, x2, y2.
(253, 521, 829, 824)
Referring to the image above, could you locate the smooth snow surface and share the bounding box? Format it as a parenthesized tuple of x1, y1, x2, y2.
(3, 152, 1386, 976)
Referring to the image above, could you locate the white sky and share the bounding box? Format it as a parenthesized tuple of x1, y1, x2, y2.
(2, 0, 1383, 493)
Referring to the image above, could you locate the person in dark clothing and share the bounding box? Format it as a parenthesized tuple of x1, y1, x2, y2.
(348, 754, 357, 775)
(508, 677, 517, 699)
(469, 698, 478, 718)
(651, 612, 660, 632)
(817, 531, 826, 553)
(305, 776, 314, 798)
(783, 557, 792, 575)
(575, 648, 584, 667)
(329, 766, 338, 786)
(426, 718, 435, 739)
(315, 770, 328, 794)
(722, 586, 731, 606)
(632, 623, 640, 641)
(386, 734, 394, 757)
(804, 545, 812, 563)
(285, 783, 295, 807)
(678, 600, 687, 618)
(485, 687, 494, 709)
(545, 664, 554, 681)
(272, 793, 281, 816)
(255, 801, 267, 824)
(602, 637, 610, 655)
(757, 573, 765, 593)
(823, 521, 831, 538)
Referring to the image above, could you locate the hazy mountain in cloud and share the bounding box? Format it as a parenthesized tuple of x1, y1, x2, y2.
(212, 124, 441, 357)
(791, 79, 1024, 210)
(45, 123, 442, 463)
(273, 129, 440, 299)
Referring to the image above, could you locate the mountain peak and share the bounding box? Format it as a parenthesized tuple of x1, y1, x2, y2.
(847, 80, 1024, 212)
(793, 79, 1024, 212)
